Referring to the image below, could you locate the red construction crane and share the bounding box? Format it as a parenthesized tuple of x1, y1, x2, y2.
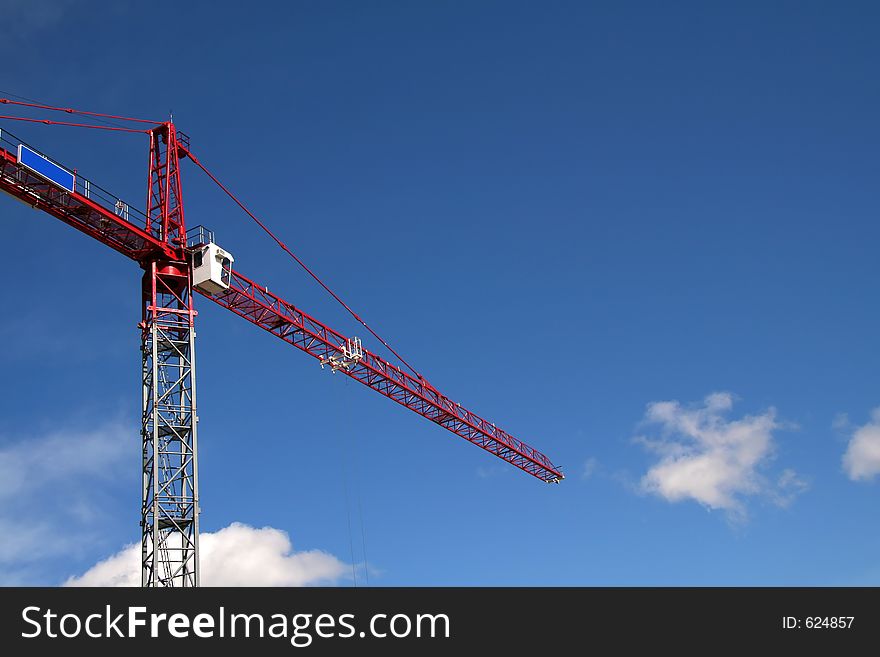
(0, 99, 564, 587)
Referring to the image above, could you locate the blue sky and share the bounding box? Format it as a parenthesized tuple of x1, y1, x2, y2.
(0, 0, 878, 585)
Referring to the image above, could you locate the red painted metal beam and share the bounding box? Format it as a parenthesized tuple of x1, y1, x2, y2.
(201, 270, 565, 483)
(0, 134, 173, 263)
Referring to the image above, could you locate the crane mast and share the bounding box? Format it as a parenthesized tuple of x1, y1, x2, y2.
(0, 119, 564, 587)
(140, 124, 199, 587)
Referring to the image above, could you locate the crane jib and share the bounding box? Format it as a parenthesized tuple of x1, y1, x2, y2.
(200, 270, 565, 483)
(0, 131, 175, 262)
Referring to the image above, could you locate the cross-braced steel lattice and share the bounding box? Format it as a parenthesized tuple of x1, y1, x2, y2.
(141, 261, 199, 587)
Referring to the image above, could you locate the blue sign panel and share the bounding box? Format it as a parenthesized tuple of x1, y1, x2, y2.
(17, 144, 75, 192)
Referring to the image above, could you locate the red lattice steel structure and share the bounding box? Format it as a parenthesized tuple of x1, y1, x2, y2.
(213, 270, 563, 482)
(0, 117, 564, 586)
(0, 131, 169, 261)
(146, 123, 187, 245)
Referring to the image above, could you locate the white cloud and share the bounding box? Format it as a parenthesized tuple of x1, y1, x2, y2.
(842, 408, 880, 482)
(635, 392, 802, 518)
(773, 468, 810, 507)
(0, 420, 351, 586)
(0, 420, 132, 565)
(476, 464, 511, 478)
(65, 522, 347, 587)
(582, 457, 599, 479)
(0, 422, 129, 500)
(0, 0, 73, 32)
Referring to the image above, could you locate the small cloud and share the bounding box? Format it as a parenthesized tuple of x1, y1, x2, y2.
(0, 421, 129, 502)
(0, 0, 74, 37)
(64, 522, 348, 587)
(476, 464, 510, 479)
(773, 468, 810, 508)
(842, 408, 880, 482)
(832, 413, 850, 432)
(0, 419, 132, 568)
(582, 457, 599, 480)
(634, 392, 802, 520)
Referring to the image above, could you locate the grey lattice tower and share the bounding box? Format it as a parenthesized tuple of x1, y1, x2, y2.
(141, 261, 200, 587)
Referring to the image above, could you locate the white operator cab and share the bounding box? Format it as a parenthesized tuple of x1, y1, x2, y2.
(191, 243, 234, 295)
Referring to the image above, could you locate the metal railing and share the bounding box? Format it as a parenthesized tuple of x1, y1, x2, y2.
(186, 225, 214, 248)
(0, 126, 150, 233)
